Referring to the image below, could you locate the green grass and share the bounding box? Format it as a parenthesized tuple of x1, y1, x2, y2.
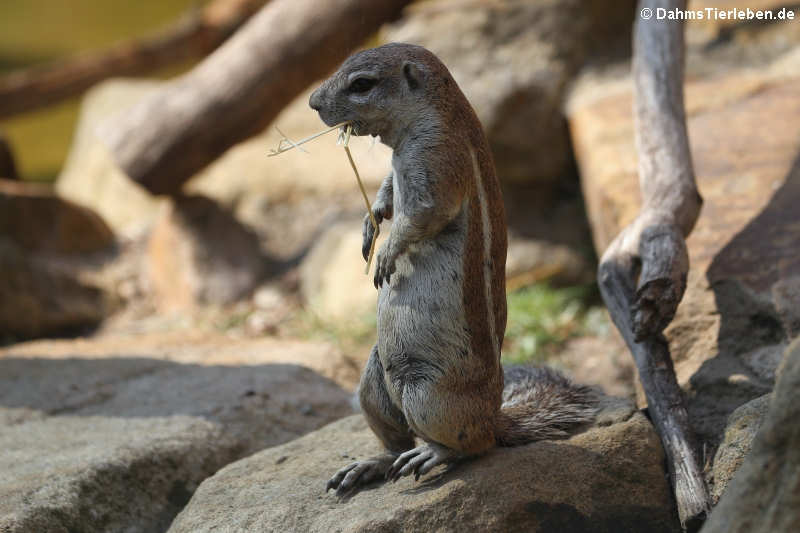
(0, 0, 199, 181)
(289, 309, 378, 354)
(283, 282, 607, 367)
(502, 284, 607, 365)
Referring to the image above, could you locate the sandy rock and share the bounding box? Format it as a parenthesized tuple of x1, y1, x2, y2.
(0, 415, 237, 533)
(146, 194, 268, 309)
(568, 70, 800, 443)
(506, 235, 594, 290)
(0, 179, 117, 338)
(169, 404, 679, 533)
(558, 333, 636, 400)
(702, 340, 800, 532)
(0, 178, 114, 254)
(300, 220, 383, 323)
(710, 393, 770, 503)
(0, 244, 111, 339)
(385, 0, 636, 185)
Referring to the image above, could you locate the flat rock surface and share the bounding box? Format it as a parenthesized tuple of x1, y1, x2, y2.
(0, 335, 354, 532)
(169, 406, 679, 533)
(0, 416, 235, 533)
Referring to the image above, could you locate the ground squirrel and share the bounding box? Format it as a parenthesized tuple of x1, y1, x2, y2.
(309, 43, 597, 495)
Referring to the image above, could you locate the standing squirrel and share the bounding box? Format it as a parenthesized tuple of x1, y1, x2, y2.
(309, 43, 597, 495)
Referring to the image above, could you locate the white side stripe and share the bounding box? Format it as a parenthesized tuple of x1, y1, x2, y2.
(470, 147, 500, 362)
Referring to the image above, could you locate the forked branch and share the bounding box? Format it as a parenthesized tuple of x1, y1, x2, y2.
(598, 0, 709, 529)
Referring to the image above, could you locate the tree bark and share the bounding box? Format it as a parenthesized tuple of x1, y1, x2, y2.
(598, 0, 710, 529)
(0, 132, 19, 181)
(101, 0, 412, 196)
(0, 0, 265, 120)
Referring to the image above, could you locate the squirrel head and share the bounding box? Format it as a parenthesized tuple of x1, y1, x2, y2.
(309, 43, 452, 148)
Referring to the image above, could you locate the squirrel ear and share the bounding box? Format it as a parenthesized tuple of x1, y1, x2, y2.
(402, 61, 422, 90)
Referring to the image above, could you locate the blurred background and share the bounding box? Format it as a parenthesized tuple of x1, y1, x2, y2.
(1, 0, 798, 398)
(2, 0, 800, 529)
(2, 0, 799, 397)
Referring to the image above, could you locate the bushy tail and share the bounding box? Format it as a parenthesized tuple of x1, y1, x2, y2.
(496, 365, 599, 447)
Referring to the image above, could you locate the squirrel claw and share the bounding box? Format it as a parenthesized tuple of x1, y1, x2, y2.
(386, 444, 452, 482)
(326, 456, 394, 497)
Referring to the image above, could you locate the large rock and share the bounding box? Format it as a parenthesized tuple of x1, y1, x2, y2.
(385, 0, 636, 185)
(709, 393, 770, 503)
(146, 194, 269, 309)
(3, 332, 362, 390)
(57, 79, 392, 242)
(0, 179, 116, 338)
(0, 179, 114, 254)
(300, 220, 382, 323)
(0, 334, 354, 531)
(0, 416, 236, 533)
(169, 404, 679, 533)
(701, 340, 800, 533)
(568, 66, 800, 446)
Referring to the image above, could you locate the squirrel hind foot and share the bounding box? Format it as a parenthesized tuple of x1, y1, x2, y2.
(386, 442, 459, 483)
(326, 453, 397, 497)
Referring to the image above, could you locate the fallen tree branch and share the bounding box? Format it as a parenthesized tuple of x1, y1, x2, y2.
(0, 132, 18, 181)
(0, 0, 266, 119)
(101, 0, 412, 195)
(598, 0, 709, 529)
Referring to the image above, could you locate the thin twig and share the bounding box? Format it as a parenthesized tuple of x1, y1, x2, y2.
(342, 124, 380, 274)
(266, 121, 381, 275)
(266, 121, 349, 156)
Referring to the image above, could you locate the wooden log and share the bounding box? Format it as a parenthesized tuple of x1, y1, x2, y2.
(0, 0, 265, 120)
(598, 0, 710, 529)
(0, 132, 19, 181)
(101, 0, 412, 195)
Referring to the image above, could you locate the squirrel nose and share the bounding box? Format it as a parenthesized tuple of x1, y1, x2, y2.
(309, 89, 323, 111)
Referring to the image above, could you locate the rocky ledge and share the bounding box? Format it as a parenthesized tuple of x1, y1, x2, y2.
(168, 398, 679, 533)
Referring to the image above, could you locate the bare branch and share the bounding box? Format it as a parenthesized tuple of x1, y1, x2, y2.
(598, 0, 710, 528)
(101, 0, 412, 195)
(0, 0, 266, 120)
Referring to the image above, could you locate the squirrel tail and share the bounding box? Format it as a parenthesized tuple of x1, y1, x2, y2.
(495, 365, 599, 447)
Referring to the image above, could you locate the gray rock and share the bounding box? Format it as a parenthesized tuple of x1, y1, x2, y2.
(169, 406, 680, 533)
(0, 337, 354, 531)
(710, 393, 770, 503)
(702, 340, 800, 532)
(0, 353, 352, 458)
(0, 415, 236, 533)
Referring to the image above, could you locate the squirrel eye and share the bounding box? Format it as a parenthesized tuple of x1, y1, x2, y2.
(349, 77, 377, 94)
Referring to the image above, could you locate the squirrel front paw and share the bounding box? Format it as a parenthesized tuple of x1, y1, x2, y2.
(373, 242, 398, 289)
(362, 204, 391, 262)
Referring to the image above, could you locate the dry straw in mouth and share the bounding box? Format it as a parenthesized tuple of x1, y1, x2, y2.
(268, 122, 380, 275)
